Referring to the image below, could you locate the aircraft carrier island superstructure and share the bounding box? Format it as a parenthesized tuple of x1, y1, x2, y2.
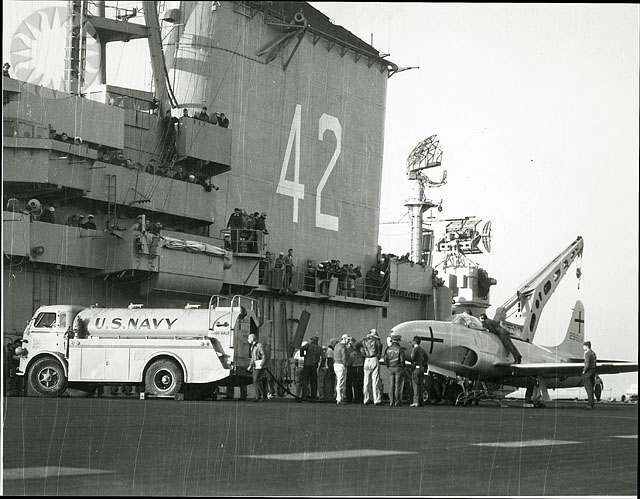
(3, 1, 495, 391)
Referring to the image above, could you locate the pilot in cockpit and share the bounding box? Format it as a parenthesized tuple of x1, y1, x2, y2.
(451, 312, 484, 330)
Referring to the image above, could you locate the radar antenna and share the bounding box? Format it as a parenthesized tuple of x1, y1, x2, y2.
(481, 220, 492, 253)
(404, 135, 446, 265)
(434, 217, 492, 271)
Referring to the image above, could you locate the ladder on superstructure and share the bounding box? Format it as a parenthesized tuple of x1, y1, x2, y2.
(106, 173, 117, 230)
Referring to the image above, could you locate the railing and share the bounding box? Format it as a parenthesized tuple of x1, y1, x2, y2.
(220, 228, 268, 255)
(257, 263, 390, 302)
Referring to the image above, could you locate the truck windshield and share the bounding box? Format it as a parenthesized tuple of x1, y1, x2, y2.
(34, 312, 57, 328)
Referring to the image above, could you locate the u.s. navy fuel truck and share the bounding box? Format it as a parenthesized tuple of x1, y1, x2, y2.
(15, 295, 263, 397)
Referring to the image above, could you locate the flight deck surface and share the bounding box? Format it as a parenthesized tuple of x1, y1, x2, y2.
(2, 396, 637, 496)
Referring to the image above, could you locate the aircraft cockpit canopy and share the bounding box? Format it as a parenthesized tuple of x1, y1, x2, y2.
(447, 313, 484, 330)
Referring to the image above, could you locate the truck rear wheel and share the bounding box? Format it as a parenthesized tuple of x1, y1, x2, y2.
(145, 359, 183, 397)
(29, 357, 68, 397)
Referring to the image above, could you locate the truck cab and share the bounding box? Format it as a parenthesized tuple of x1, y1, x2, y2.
(19, 305, 84, 371)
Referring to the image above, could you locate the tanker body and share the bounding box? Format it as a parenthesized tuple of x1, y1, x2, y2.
(14, 296, 262, 398)
(75, 307, 229, 338)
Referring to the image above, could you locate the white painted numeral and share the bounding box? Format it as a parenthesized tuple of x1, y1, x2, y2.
(316, 114, 341, 232)
(276, 104, 305, 223)
(277, 106, 341, 231)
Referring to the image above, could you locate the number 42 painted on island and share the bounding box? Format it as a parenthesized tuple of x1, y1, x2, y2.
(276, 104, 341, 232)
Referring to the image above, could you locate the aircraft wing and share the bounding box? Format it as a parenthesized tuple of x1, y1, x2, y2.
(496, 361, 638, 377)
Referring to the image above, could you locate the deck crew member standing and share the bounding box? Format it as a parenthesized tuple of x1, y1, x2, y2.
(582, 340, 597, 409)
(348, 337, 365, 404)
(293, 342, 307, 399)
(410, 336, 428, 407)
(226, 208, 244, 252)
(247, 333, 267, 402)
(333, 334, 349, 405)
(479, 314, 522, 364)
(325, 338, 337, 401)
(317, 346, 329, 400)
(284, 248, 295, 290)
(345, 336, 354, 403)
(299, 335, 322, 402)
(384, 334, 406, 406)
(362, 329, 383, 405)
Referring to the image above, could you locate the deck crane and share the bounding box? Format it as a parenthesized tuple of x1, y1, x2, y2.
(494, 236, 584, 342)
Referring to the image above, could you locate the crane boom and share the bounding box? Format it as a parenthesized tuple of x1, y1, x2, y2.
(142, 1, 173, 114)
(495, 236, 584, 342)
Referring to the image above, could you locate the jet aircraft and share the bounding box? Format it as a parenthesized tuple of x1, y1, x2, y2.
(388, 300, 638, 405)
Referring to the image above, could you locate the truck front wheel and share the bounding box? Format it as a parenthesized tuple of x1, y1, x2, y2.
(145, 359, 183, 397)
(29, 357, 68, 397)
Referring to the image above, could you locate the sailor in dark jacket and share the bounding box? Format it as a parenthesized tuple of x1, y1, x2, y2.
(383, 333, 406, 406)
(299, 335, 322, 402)
(409, 336, 428, 407)
(479, 314, 522, 364)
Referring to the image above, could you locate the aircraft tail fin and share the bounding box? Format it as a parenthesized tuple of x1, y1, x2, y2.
(556, 300, 585, 358)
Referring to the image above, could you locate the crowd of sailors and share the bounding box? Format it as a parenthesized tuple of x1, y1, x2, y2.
(225, 207, 269, 253)
(247, 329, 443, 406)
(257, 249, 391, 301)
(46, 129, 220, 193)
(5, 63, 227, 194)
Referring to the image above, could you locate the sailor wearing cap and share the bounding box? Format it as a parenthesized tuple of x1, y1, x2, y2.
(226, 208, 243, 251)
(332, 334, 350, 405)
(293, 341, 307, 399)
(81, 214, 97, 230)
(255, 211, 268, 235)
(347, 337, 365, 404)
(247, 333, 267, 402)
(323, 338, 337, 401)
(131, 214, 145, 231)
(298, 335, 322, 402)
(383, 333, 406, 406)
(362, 329, 383, 405)
(317, 345, 330, 401)
(409, 336, 428, 407)
(40, 205, 57, 224)
(273, 251, 287, 287)
(582, 340, 597, 409)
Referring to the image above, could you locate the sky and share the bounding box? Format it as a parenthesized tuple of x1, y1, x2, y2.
(3, 2, 638, 399)
(310, 3, 639, 399)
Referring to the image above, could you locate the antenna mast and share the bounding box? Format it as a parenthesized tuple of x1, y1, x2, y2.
(404, 135, 446, 265)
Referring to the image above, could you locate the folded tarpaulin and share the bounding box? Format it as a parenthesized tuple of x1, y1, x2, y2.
(204, 244, 226, 256)
(184, 241, 206, 253)
(161, 236, 186, 250)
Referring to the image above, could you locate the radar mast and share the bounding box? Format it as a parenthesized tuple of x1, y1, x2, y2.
(404, 135, 446, 265)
